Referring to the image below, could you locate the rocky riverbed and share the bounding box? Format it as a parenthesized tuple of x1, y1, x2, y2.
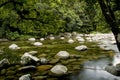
(0, 32, 115, 80)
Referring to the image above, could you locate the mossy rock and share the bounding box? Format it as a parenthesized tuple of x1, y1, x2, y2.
(37, 65, 53, 72)
(6, 70, 16, 75)
(1, 69, 6, 75)
(33, 76, 47, 80)
(49, 58, 60, 64)
(5, 76, 15, 80)
(46, 78, 58, 80)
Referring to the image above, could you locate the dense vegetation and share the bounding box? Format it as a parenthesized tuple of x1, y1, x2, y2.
(0, 0, 120, 40)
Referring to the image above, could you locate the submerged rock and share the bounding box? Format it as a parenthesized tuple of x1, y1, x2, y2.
(50, 65, 67, 76)
(19, 74, 31, 80)
(37, 65, 53, 72)
(105, 63, 120, 76)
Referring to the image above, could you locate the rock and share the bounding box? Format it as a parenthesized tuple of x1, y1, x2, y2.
(28, 51, 38, 55)
(49, 37, 55, 40)
(68, 39, 74, 44)
(33, 42, 43, 46)
(21, 53, 40, 65)
(40, 38, 45, 41)
(38, 54, 47, 57)
(0, 39, 8, 42)
(33, 76, 47, 80)
(1, 69, 6, 75)
(0, 58, 10, 68)
(60, 37, 65, 40)
(117, 33, 120, 43)
(75, 45, 87, 51)
(37, 65, 53, 72)
(113, 54, 120, 66)
(56, 51, 70, 59)
(19, 74, 31, 80)
(9, 44, 20, 50)
(50, 65, 67, 76)
(40, 57, 48, 64)
(76, 36, 84, 42)
(49, 58, 60, 64)
(28, 38, 36, 41)
(0, 50, 4, 54)
(105, 65, 118, 76)
(18, 65, 36, 71)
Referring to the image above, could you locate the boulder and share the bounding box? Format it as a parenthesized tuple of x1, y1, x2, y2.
(33, 42, 43, 46)
(56, 51, 70, 59)
(9, 44, 20, 50)
(28, 38, 35, 41)
(37, 65, 53, 72)
(0, 58, 10, 68)
(40, 57, 48, 64)
(105, 63, 120, 76)
(18, 65, 36, 71)
(19, 74, 31, 80)
(68, 39, 74, 44)
(75, 45, 87, 51)
(40, 38, 45, 41)
(21, 53, 40, 65)
(50, 65, 67, 76)
(60, 37, 65, 40)
(28, 51, 38, 55)
(50, 37, 55, 40)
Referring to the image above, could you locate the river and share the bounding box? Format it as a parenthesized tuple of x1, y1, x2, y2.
(69, 39, 120, 80)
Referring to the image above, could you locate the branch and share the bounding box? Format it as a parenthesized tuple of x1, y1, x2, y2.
(0, 0, 22, 7)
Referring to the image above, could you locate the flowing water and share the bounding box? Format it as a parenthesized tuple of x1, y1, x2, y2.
(69, 40, 120, 80)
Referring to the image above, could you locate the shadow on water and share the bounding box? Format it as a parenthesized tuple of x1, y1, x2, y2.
(68, 43, 120, 80)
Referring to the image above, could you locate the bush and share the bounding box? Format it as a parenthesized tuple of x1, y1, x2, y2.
(6, 31, 20, 40)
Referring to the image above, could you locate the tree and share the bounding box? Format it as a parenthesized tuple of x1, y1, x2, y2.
(97, 0, 120, 51)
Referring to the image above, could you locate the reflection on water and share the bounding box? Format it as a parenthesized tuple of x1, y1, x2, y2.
(69, 44, 120, 80)
(70, 58, 120, 80)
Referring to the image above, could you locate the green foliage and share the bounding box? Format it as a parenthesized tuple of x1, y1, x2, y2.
(1, 0, 119, 40)
(6, 31, 20, 40)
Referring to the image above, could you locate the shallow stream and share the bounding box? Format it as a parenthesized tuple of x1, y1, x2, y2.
(69, 40, 120, 80)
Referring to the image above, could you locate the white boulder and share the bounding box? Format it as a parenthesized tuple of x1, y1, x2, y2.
(9, 44, 20, 50)
(75, 45, 87, 51)
(19, 74, 31, 80)
(60, 37, 65, 40)
(21, 53, 39, 65)
(50, 65, 67, 75)
(68, 39, 74, 44)
(40, 57, 48, 64)
(49, 36, 55, 40)
(56, 51, 70, 59)
(28, 51, 38, 55)
(33, 42, 43, 46)
(28, 38, 35, 41)
(40, 38, 45, 41)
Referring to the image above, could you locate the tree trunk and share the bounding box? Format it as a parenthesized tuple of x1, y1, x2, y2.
(97, 0, 120, 52)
